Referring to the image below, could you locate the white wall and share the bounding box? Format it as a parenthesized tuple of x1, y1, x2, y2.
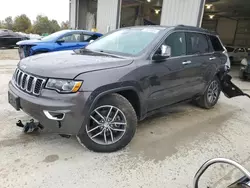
(69, 0, 77, 29)
(96, 0, 121, 33)
(161, 0, 205, 27)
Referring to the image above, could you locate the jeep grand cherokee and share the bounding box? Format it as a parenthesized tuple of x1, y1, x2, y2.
(8, 25, 229, 152)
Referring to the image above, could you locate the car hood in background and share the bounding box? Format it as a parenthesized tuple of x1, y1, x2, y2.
(16, 39, 44, 46)
(18, 50, 133, 79)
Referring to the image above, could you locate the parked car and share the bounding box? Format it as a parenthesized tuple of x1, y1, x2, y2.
(0, 29, 28, 48)
(239, 57, 250, 80)
(8, 25, 228, 152)
(16, 30, 102, 59)
(225, 46, 248, 63)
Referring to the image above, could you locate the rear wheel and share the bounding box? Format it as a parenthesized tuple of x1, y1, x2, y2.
(197, 77, 221, 109)
(77, 93, 137, 152)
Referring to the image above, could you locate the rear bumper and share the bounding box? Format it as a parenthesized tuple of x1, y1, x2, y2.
(8, 81, 92, 135)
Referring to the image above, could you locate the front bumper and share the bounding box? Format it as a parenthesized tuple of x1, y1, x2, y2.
(8, 81, 92, 135)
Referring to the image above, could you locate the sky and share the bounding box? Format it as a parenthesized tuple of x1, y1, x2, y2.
(0, 0, 69, 23)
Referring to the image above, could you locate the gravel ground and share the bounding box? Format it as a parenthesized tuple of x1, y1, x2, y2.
(1, 52, 250, 188)
(0, 49, 19, 60)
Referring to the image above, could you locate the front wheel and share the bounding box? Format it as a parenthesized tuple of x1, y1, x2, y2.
(197, 77, 221, 109)
(77, 93, 137, 152)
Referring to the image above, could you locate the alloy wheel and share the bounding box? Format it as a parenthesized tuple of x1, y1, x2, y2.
(86, 105, 127, 145)
(207, 80, 219, 104)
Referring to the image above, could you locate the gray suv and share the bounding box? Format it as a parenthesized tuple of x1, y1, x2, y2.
(8, 25, 228, 152)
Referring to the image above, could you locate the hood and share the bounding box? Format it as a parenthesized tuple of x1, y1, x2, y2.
(17, 39, 43, 45)
(18, 50, 133, 79)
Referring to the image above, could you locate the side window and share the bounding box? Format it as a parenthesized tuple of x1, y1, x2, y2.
(85, 34, 100, 42)
(164, 32, 186, 57)
(206, 35, 214, 53)
(79, 34, 92, 42)
(208, 35, 224, 52)
(238, 48, 245, 52)
(60, 33, 81, 42)
(186, 32, 209, 55)
(234, 48, 240, 53)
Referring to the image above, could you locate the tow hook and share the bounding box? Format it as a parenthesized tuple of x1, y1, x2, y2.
(16, 119, 44, 133)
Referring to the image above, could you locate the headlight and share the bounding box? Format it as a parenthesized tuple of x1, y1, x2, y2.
(241, 58, 248, 66)
(46, 79, 82, 93)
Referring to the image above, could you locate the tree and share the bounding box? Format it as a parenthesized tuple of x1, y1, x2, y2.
(33, 15, 60, 34)
(0, 21, 4, 29)
(4, 16, 13, 30)
(50, 19, 60, 33)
(61, 21, 70, 30)
(13, 14, 32, 32)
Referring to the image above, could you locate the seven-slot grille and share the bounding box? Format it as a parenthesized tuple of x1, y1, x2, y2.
(13, 69, 46, 95)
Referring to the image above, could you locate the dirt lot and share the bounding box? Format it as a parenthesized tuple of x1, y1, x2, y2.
(1, 50, 250, 188)
(0, 49, 19, 60)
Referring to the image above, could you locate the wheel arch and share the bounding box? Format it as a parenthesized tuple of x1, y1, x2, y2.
(89, 86, 142, 119)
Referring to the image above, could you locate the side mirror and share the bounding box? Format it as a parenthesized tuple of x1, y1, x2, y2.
(153, 45, 171, 61)
(56, 39, 65, 43)
(89, 40, 94, 43)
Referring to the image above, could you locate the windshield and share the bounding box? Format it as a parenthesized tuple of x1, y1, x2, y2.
(86, 28, 161, 56)
(41, 30, 69, 41)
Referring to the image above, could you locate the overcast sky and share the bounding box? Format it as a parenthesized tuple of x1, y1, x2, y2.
(0, 0, 69, 23)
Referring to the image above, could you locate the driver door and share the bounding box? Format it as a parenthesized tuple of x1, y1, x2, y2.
(147, 32, 195, 111)
(54, 32, 82, 51)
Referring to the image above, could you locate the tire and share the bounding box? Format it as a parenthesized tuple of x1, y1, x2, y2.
(197, 77, 221, 109)
(77, 93, 137, 152)
(229, 57, 233, 63)
(239, 72, 248, 81)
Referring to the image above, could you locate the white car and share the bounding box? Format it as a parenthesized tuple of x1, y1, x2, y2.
(226, 46, 248, 63)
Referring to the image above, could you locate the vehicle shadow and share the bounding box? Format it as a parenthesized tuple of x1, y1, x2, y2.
(128, 102, 239, 162)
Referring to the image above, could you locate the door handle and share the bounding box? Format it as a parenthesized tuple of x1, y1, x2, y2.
(209, 57, 216, 60)
(182, 60, 192, 65)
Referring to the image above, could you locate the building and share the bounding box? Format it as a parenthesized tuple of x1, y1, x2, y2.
(69, 0, 205, 33)
(69, 0, 250, 47)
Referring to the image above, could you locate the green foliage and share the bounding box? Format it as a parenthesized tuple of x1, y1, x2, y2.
(50, 19, 61, 33)
(0, 20, 4, 29)
(4, 16, 13, 30)
(33, 15, 61, 35)
(13, 14, 32, 32)
(61, 21, 70, 30)
(0, 14, 69, 34)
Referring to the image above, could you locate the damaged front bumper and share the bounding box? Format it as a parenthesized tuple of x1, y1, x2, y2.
(8, 81, 92, 135)
(220, 73, 250, 99)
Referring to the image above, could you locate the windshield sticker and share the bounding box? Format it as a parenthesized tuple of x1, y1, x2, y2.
(141, 29, 160, 34)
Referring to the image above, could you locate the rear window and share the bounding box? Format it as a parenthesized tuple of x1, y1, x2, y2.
(208, 35, 224, 52)
(186, 32, 209, 55)
(226, 47, 234, 52)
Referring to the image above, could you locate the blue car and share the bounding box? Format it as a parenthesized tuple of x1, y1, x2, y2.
(17, 30, 102, 59)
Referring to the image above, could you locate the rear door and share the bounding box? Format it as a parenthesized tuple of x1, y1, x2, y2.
(184, 32, 211, 94)
(206, 35, 226, 83)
